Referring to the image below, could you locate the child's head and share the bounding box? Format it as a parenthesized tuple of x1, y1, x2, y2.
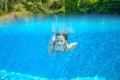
(55, 33, 68, 46)
(56, 33, 68, 40)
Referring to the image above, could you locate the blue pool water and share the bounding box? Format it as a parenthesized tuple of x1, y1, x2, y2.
(0, 15, 120, 80)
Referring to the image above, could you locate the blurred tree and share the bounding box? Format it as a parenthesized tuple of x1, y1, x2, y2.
(4, 0, 8, 12)
(50, 0, 65, 14)
(0, 0, 120, 16)
(65, 0, 78, 14)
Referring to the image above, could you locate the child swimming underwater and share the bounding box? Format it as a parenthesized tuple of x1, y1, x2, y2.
(48, 33, 77, 54)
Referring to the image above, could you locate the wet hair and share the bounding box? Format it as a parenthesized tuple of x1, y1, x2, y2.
(56, 33, 68, 40)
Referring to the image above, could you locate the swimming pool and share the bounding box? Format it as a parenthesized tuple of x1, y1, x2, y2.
(0, 15, 120, 80)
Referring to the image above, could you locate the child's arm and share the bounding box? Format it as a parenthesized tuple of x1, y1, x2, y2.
(66, 42, 77, 50)
(48, 36, 55, 54)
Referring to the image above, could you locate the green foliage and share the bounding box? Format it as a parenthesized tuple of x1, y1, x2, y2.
(52, 6, 65, 14)
(65, 0, 78, 14)
(77, 0, 97, 13)
(0, 1, 4, 15)
(42, 0, 49, 3)
(14, 3, 25, 12)
(0, 0, 120, 16)
(50, 0, 65, 14)
(96, 1, 120, 14)
(66, 0, 120, 14)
